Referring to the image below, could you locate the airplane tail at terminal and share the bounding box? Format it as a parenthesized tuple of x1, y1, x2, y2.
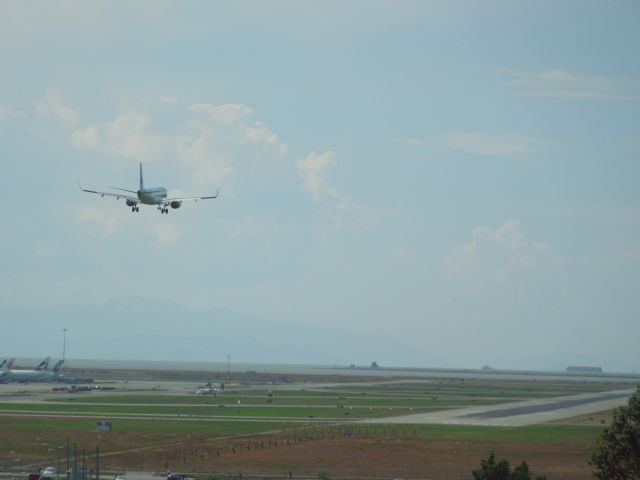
(7, 358, 15, 369)
(0, 359, 6, 370)
(35, 357, 51, 371)
(51, 360, 64, 372)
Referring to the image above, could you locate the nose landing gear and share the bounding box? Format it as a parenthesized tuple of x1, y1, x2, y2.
(131, 206, 139, 212)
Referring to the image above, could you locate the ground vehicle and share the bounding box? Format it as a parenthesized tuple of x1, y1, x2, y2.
(167, 473, 191, 480)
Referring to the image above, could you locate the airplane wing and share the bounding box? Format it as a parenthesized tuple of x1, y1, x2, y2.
(79, 184, 139, 203)
(163, 190, 219, 204)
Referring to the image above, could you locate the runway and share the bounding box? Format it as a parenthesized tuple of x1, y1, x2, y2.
(366, 388, 635, 426)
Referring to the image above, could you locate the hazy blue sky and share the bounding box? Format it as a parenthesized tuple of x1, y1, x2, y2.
(1, 1, 639, 371)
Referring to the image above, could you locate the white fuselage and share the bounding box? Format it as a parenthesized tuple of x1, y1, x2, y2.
(138, 187, 167, 205)
(0, 369, 48, 383)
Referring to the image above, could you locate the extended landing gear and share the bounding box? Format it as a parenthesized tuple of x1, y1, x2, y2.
(157, 205, 169, 214)
(131, 206, 139, 212)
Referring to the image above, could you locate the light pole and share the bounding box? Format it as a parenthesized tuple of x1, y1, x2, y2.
(62, 328, 68, 370)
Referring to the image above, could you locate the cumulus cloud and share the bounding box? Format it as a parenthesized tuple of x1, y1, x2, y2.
(72, 204, 119, 236)
(507, 69, 640, 101)
(453, 219, 550, 280)
(444, 133, 538, 157)
(71, 125, 100, 148)
(296, 150, 392, 229)
(190, 103, 254, 126)
(178, 136, 235, 186)
(35, 89, 80, 125)
(39, 90, 382, 235)
(105, 111, 164, 160)
(296, 150, 336, 201)
(36, 91, 288, 193)
(189, 103, 288, 154)
(35, 93, 296, 245)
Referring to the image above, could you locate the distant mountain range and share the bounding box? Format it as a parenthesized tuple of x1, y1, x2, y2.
(0, 298, 442, 367)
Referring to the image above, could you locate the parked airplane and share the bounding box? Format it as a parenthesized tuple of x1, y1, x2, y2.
(45, 360, 66, 382)
(80, 163, 219, 213)
(0, 357, 51, 383)
(0, 359, 12, 375)
(196, 386, 220, 396)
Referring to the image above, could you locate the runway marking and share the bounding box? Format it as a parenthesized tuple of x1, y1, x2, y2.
(365, 388, 635, 426)
(461, 392, 630, 419)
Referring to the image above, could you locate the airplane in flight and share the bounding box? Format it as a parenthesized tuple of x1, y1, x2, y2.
(80, 163, 219, 213)
(0, 357, 51, 383)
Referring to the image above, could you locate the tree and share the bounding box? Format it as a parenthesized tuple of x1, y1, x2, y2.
(472, 454, 546, 480)
(591, 386, 640, 480)
(473, 453, 511, 480)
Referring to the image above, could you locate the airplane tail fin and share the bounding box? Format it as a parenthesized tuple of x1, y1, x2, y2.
(51, 360, 64, 373)
(7, 358, 15, 370)
(139, 162, 144, 191)
(35, 357, 51, 371)
(0, 359, 6, 370)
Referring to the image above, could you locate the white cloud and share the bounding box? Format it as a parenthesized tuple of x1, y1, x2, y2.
(452, 219, 550, 280)
(71, 125, 100, 148)
(36, 91, 289, 194)
(507, 69, 640, 101)
(296, 150, 392, 229)
(190, 103, 254, 126)
(444, 133, 538, 157)
(178, 136, 235, 186)
(35, 89, 80, 125)
(296, 150, 336, 201)
(72, 204, 119, 236)
(105, 111, 164, 160)
(40, 90, 383, 233)
(245, 121, 277, 145)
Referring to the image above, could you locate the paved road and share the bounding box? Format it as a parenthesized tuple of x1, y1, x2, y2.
(365, 388, 635, 426)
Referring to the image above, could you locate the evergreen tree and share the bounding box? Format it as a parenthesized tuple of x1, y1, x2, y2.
(473, 454, 546, 480)
(591, 386, 640, 479)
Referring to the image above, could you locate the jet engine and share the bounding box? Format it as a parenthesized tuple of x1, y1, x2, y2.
(170, 200, 182, 209)
(126, 199, 137, 207)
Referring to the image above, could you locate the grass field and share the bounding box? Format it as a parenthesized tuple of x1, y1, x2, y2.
(44, 393, 504, 407)
(0, 402, 438, 419)
(0, 375, 630, 480)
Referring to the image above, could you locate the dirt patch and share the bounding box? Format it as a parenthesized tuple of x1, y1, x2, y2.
(0, 418, 596, 479)
(177, 437, 593, 479)
(90, 435, 594, 479)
